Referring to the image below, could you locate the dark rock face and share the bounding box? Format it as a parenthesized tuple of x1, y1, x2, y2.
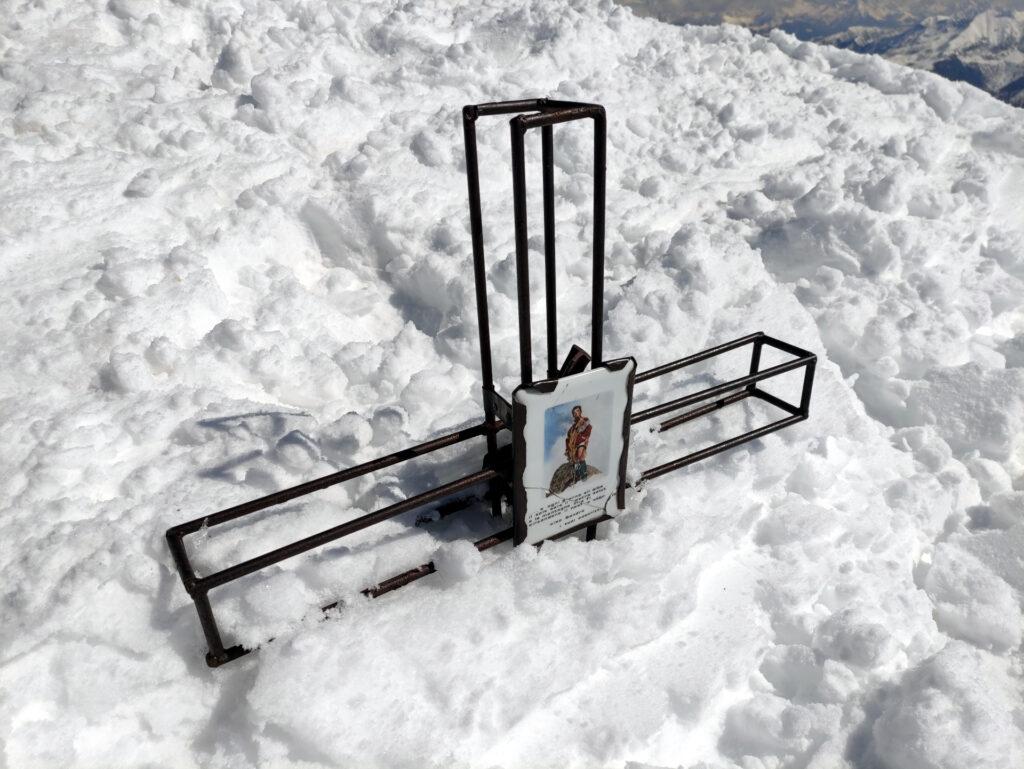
(548, 463, 602, 495)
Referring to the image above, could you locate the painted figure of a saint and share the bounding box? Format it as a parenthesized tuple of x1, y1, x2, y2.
(565, 405, 592, 484)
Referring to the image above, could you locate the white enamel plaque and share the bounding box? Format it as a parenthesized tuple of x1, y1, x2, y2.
(512, 358, 636, 546)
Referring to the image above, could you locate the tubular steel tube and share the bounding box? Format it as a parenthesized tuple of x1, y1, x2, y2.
(475, 98, 548, 117)
(166, 531, 197, 593)
(640, 414, 804, 483)
(192, 589, 230, 666)
(462, 115, 496, 415)
(656, 389, 753, 433)
(199, 469, 500, 591)
(761, 335, 814, 359)
(364, 526, 515, 598)
(635, 332, 764, 384)
(591, 108, 606, 367)
(750, 387, 800, 416)
(519, 105, 604, 129)
(799, 359, 817, 416)
(542, 124, 558, 379)
(462, 109, 503, 517)
(747, 337, 763, 392)
(169, 423, 492, 536)
(631, 356, 811, 424)
(510, 117, 533, 384)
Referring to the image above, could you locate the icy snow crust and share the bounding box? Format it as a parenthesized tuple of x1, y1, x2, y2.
(1, 1, 1023, 767)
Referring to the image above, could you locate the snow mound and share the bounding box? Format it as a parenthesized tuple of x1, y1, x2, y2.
(1, 1, 1023, 767)
(872, 642, 1024, 769)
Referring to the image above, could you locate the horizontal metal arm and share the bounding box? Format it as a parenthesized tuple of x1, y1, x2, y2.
(636, 332, 764, 384)
(640, 414, 804, 483)
(168, 422, 495, 539)
(198, 468, 500, 591)
(631, 355, 809, 424)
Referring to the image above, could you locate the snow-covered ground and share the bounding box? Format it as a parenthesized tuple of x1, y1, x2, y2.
(1, 1, 1023, 767)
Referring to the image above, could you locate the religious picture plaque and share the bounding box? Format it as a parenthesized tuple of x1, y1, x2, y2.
(511, 358, 636, 546)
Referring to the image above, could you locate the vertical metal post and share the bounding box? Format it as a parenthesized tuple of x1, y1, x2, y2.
(463, 107, 502, 516)
(799, 359, 816, 417)
(747, 337, 763, 391)
(542, 125, 558, 379)
(591, 109, 606, 368)
(510, 117, 533, 385)
(192, 589, 229, 667)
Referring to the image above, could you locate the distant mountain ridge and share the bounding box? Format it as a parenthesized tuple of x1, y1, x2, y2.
(822, 10, 1024, 107)
(620, 2, 1024, 107)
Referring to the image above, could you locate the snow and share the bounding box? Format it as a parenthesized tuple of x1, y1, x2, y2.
(1, 1, 1023, 767)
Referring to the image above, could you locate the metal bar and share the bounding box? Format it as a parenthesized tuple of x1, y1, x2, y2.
(656, 389, 753, 433)
(462, 112, 497, 426)
(363, 526, 514, 599)
(166, 530, 197, 593)
(747, 337, 763, 392)
(761, 335, 814, 360)
(462, 108, 507, 518)
(474, 99, 548, 117)
(542, 124, 558, 379)
(510, 117, 533, 384)
(470, 99, 594, 121)
(635, 332, 764, 384)
(192, 589, 231, 666)
(750, 387, 800, 416)
(199, 469, 500, 590)
(632, 356, 812, 424)
(168, 423, 492, 538)
(519, 105, 604, 129)
(640, 414, 805, 483)
(799, 358, 817, 416)
(592, 108, 606, 367)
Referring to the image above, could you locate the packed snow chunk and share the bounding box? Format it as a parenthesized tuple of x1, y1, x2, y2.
(758, 644, 823, 702)
(107, 0, 151, 22)
(98, 350, 155, 393)
(720, 693, 840, 763)
(143, 336, 178, 374)
(1000, 333, 1024, 368)
(319, 412, 374, 464)
(872, 642, 1024, 769)
(212, 38, 254, 89)
(907, 364, 1024, 464)
(409, 130, 448, 168)
(95, 247, 163, 300)
(812, 606, 898, 669)
(964, 455, 1015, 497)
(922, 543, 1022, 652)
(123, 168, 160, 198)
(754, 496, 839, 551)
(271, 429, 321, 471)
(236, 571, 321, 647)
(966, 490, 1024, 530)
(204, 318, 250, 352)
(431, 539, 483, 586)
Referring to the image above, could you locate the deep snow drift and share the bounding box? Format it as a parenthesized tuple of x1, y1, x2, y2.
(1, 1, 1023, 767)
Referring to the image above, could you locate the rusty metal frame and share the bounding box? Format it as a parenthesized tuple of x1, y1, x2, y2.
(165, 98, 816, 667)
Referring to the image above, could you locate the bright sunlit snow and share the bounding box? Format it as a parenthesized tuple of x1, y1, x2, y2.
(1, 1, 1023, 767)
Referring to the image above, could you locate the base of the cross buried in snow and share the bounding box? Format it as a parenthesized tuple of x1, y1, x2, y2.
(166, 330, 814, 667)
